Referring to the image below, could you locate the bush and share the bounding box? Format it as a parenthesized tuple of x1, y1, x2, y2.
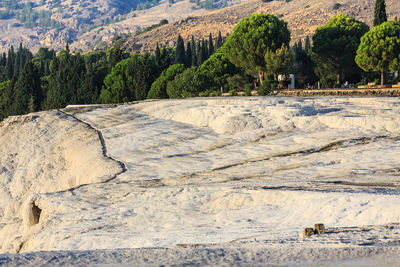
(226, 74, 247, 90)
(147, 64, 185, 99)
(228, 89, 238, 96)
(166, 67, 210, 98)
(199, 90, 210, 97)
(333, 3, 341, 10)
(209, 90, 221, 97)
(244, 83, 252, 96)
(257, 80, 275, 96)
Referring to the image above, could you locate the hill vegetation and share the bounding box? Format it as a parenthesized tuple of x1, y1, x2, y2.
(0, 0, 399, 121)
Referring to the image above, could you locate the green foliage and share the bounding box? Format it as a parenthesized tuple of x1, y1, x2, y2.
(155, 45, 174, 71)
(223, 13, 290, 81)
(265, 44, 293, 78)
(100, 54, 158, 103)
(0, 80, 12, 120)
(226, 74, 249, 91)
(166, 67, 209, 98)
(33, 47, 56, 76)
(373, 0, 387, 27)
(14, 61, 42, 114)
(333, 3, 341, 10)
(312, 14, 369, 84)
(209, 90, 221, 97)
(197, 50, 239, 89)
(257, 79, 275, 95)
(147, 64, 185, 99)
(135, 19, 169, 36)
(175, 35, 185, 65)
(291, 39, 317, 88)
(356, 21, 400, 85)
(228, 89, 238, 96)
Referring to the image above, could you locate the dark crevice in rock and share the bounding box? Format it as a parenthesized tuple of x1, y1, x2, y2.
(31, 202, 42, 225)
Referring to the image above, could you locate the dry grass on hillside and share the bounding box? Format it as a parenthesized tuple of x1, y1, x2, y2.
(122, 0, 399, 52)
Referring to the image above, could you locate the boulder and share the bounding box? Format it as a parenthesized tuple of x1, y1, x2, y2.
(303, 228, 315, 237)
(314, 223, 325, 234)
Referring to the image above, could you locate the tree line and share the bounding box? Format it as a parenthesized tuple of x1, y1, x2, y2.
(0, 32, 226, 120)
(0, 0, 399, 120)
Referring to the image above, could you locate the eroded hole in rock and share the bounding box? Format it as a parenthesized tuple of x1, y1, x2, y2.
(31, 202, 41, 225)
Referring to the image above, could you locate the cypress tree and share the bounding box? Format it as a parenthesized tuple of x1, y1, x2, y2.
(196, 40, 202, 65)
(0, 52, 6, 66)
(201, 39, 207, 63)
(205, 39, 209, 59)
(215, 31, 223, 50)
(191, 36, 197, 66)
(155, 42, 161, 66)
(185, 41, 192, 67)
(6, 46, 15, 80)
(305, 36, 311, 52)
(208, 33, 214, 56)
(175, 34, 185, 64)
(374, 0, 387, 27)
(14, 61, 41, 114)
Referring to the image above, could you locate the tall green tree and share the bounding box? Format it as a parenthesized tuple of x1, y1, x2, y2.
(292, 39, 317, 88)
(166, 67, 209, 98)
(147, 64, 185, 99)
(374, 0, 387, 27)
(215, 31, 223, 50)
(312, 14, 369, 85)
(0, 80, 12, 120)
(356, 21, 400, 86)
(208, 33, 214, 56)
(14, 61, 41, 114)
(5, 46, 15, 80)
(100, 54, 158, 103)
(191, 36, 197, 66)
(175, 34, 185, 65)
(265, 44, 293, 79)
(185, 41, 192, 67)
(223, 13, 291, 84)
(155, 42, 161, 65)
(197, 51, 239, 90)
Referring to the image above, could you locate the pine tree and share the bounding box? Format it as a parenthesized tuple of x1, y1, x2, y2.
(208, 33, 214, 56)
(175, 34, 185, 64)
(374, 0, 387, 27)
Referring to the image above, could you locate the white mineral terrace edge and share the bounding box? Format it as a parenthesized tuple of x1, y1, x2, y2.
(1, 96, 400, 265)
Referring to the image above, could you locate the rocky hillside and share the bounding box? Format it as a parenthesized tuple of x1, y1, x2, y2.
(0, 0, 398, 53)
(120, 0, 400, 53)
(0, 0, 243, 52)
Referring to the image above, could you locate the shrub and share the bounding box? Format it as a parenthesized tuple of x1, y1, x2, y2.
(257, 80, 275, 96)
(199, 90, 210, 97)
(209, 90, 221, 97)
(244, 83, 252, 96)
(333, 3, 341, 10)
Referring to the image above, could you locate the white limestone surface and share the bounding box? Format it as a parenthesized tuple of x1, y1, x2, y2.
(1, 97, 400, 265)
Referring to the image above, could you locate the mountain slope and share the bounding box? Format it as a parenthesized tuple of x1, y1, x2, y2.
(120, 0, 400, 53)
(0, 0, 244, 52)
